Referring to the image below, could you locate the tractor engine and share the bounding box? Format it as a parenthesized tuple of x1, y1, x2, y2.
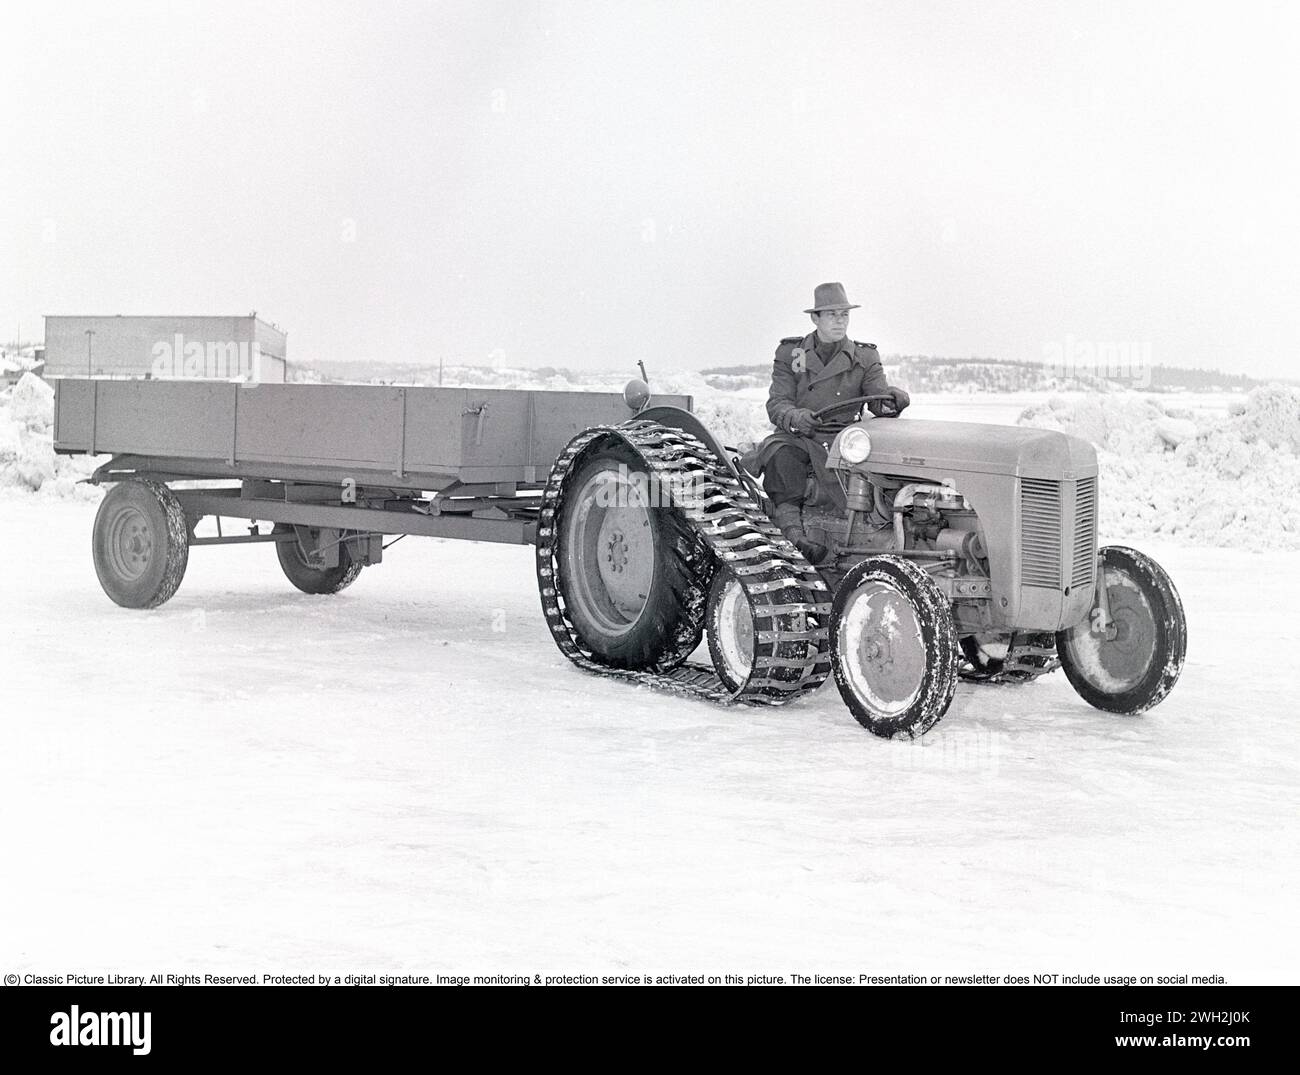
(823, 417, 1101, 636)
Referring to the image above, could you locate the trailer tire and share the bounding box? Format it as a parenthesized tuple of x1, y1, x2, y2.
(274, 524, 364, 595)
(555, 442, 700, 669)
(92, 479, 190, 609)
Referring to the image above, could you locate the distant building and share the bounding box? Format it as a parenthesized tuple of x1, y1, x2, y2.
(43, 315, 288, 382)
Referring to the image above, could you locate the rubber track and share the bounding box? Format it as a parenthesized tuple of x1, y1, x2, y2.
(536, 421, 832, 705)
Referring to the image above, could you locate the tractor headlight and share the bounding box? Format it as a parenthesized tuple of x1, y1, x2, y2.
(838, 427, 872, 464)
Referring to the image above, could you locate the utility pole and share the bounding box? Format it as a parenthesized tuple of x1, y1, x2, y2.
(85, 328, 95, 377)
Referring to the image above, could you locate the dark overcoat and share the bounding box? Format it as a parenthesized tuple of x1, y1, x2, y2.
(743, 333, 890, 496)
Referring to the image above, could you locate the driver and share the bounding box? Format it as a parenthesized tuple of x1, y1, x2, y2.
(745, 282, 910, 563)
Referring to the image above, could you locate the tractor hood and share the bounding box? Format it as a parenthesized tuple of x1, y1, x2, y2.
(832, 418, 1098, 481)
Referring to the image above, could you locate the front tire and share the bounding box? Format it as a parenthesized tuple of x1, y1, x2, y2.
(1057, 545, 1186, 714)
(92, 479, 190, 609)
(831, 555, 958, 738)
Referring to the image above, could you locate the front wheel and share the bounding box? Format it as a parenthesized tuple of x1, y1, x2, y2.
(830, 555, 958, 738)
(1057, 545, 1186, 714)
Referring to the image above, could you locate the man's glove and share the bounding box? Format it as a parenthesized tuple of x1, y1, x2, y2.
(786, 407, 818, 435)
(885, 386, 910, 413)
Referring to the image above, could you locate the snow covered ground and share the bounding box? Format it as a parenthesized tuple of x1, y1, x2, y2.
(2, 495, 1296, 980)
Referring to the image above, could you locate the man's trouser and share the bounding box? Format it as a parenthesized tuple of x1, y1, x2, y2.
(761, 444, 812, 507)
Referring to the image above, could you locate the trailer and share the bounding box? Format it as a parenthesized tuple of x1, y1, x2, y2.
(54, 377, 689, 575)
(53, 376, 1185, 738)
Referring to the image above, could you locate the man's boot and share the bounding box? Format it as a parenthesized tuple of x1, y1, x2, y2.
(770, 502, 828, 565)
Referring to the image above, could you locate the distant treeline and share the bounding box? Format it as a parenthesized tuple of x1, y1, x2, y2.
(296, 360, 591, 384)
(701, 357, 1263, 393)
(296, 355, 1266, 393)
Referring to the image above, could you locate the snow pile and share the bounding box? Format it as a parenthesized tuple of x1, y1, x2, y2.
(652, 371, 770, 449)
(1215, 384, 1300, 454)
(0, 374, 102, 498)
(8, 371, 54, 430)
(1015, 392, 1170, 455)
(701, 371, 769, 392)
(1019, 385, 1300, 549)
(688, 395, 772, 449)
(1153, 416, 1196, 448)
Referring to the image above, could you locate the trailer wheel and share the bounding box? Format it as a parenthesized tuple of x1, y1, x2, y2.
(831, 555, 958, 739)
(1057, 545, 1186, 714)
(92, 479, 190, 609)
(555, 442, 699, 669)
(274, 524, 364, 595)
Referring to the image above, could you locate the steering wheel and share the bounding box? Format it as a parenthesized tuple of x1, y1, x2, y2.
(811, 394, 900, 427)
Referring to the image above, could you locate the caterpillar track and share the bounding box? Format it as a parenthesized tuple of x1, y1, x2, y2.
(535, 420, 832, 705)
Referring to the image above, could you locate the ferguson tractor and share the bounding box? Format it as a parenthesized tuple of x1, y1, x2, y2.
(539, 385, 1187, 738)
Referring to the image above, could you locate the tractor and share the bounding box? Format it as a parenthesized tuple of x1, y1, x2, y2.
(540, 384, 1187, 737)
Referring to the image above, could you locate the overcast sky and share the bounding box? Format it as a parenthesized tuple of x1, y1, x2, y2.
(2, 0, 1297, 375)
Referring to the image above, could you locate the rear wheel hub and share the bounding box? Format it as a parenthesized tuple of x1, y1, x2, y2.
(567, 466, 656, 636)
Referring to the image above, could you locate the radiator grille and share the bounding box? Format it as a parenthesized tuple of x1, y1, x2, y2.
(1072, 476, 1098, 589)
(1020, 478, 1062, 587)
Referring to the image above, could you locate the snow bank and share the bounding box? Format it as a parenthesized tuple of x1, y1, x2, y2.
(1019, 385, 1300, 549)
(9, 371, 54, 430)
(654, 371, 772, 449)
(0, 374, 103, 498)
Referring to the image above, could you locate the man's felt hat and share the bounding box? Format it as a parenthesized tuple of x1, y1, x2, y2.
(804, 282, 861, 313)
